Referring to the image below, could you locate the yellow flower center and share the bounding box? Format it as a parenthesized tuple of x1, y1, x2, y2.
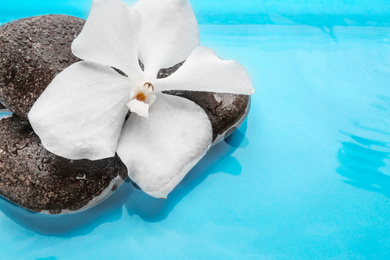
(136, 92, 146, 102)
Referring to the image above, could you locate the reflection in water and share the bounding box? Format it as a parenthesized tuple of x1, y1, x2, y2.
(337, 96, 390, 196)
(0, 119, 248, 233)
(0, 179, 133, 236)
(224, 119, 249, 148)
(0, 109, 133, 235)
(125, 124, 246, 222)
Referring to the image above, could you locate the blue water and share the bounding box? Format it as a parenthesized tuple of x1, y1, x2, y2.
(1, 1, 390, 259)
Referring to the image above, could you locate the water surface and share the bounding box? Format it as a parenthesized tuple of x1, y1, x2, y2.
(1, 1, 390, 259)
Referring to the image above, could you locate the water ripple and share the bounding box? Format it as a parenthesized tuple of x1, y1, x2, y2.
(337, 96, 390, 196)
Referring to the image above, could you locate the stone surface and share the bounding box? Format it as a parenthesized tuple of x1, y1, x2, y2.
(158, 63, 251, 142)
(0, 115, 127, 214)
(166, 90, 250, 142)
(0, 15, 84, 117)
(0, 103, 5, 110)
(0, 15, 250, 213)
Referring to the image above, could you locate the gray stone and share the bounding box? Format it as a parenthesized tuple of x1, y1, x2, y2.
(0, 15, 250, 214)
(158, 63, 251, 143)
(0, 15, 84, 118)
(0, 115, 127, 214)
(166, 90, 250, 143)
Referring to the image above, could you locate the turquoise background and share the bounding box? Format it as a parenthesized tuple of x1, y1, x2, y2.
(1, 0, 390, 259)
(1, 0, 390, 26)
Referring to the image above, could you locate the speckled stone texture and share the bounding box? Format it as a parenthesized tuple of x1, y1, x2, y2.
(166, 90, 249, 141)
(0, 15, 250, 213)
(0, 15, 84, 118)
(158, 63, 251, 142)
(0, 115, 127, 214)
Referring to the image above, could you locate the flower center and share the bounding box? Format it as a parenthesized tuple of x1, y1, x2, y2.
(126, 82, 157, 118)
(136, 93, 146, 102)
(134, 82, 154, 102)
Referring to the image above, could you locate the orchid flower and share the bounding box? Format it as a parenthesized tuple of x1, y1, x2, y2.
(28, 0, 254, 199)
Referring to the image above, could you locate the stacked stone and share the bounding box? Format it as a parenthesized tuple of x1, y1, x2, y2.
(0, 15, 249, 214)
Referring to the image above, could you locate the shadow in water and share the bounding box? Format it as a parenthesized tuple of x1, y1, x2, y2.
(224, 119, 249, 148)
(337, 131, 390, 196)
(125, 120, 248, 222)
(0, 120, 249, 232)
(337, 95, 390, 196)
(0, 178, 133, 236)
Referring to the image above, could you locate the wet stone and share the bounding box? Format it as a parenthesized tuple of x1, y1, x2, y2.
(0, 15, 85, 118)
(0, 115, 128, 214)
(0, 15, 250, 213)
(165, 90, 250, 142)
(158, 63, 251, 142)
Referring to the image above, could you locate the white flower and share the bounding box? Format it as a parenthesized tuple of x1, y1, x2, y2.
(28, 0, 254, 198)
(127, 82, 156, 118)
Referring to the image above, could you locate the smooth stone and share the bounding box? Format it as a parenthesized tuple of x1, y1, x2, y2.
(0, 15, 84, 118)
(0, 115, 127, 214)
(158, 63, 251, 143)
(0, 16, 250, 213)
(166, 90, 250, 143)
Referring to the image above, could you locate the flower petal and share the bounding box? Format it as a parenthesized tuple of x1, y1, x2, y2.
(126, 99, 150, 118)
(117, 93, 212, 198)
(157, 46, 255, 95)
(133, 0, 200, 76)
(72, 0, 143, 79)
(28, 61, 132, 160)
